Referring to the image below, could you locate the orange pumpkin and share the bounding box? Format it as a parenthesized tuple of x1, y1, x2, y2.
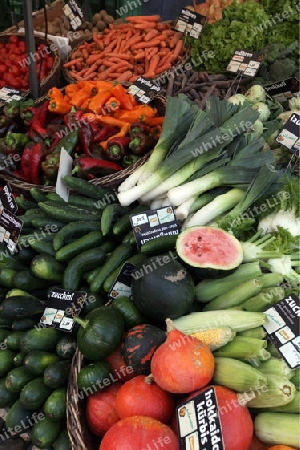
(99, 416, 179, 450)
(267, 447, 297, 450)
(105, 344, 136, 382)
(115, 375, 175, 423)
(249, 435, 270, 450)
(86, 382, 122, 437)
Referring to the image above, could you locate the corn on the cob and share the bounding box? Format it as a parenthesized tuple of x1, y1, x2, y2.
(247, 374, 296, 408)
(255, 412, 300, 447)
(195, 261, 262, 303)
(189, 327, 235, 351)
(239, 286, 286, 312)
(202, 278, 264, 311)
(259, 358, 294, 380)
(290, 368, 300, 389)
(173, 310, 267, 334)
(259, 272, 284, 287)
(238, 326, 267, 339)
(213, 357, 267, 392)
(266, 340, 282, 359)
(262, 390, 300, 414)
(213, 336, 271, 363)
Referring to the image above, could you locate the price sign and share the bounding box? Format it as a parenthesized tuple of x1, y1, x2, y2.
(0, 180, 17, 214)
(0, 86, 26, 103)
(39, 288, 87, 332)
(174, 8, 206, 39)
(263, 294, 300, 369)
(108, 262, 137, 301)
(127, 77, 162, 104)
(227, 49, 264, 77)
(0, 208, 23, 254)
(63, 0, 87, 30)
(264, 77, 299, 104)
(275, 112, 300, 155)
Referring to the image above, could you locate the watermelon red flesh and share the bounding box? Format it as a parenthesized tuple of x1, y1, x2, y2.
(176, 226, 243, 270)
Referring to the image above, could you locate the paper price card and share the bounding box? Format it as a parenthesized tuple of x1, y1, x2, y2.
(227, 49, 264, 77)
(63, 0, 87, 30)
(108, 262, 137, 301)
(0, 208, 23, 254)
(264, 77, 299, 104)
(174, 8, 206, 39)
(130, 205, 180, 249)
(0, 86, 25, 103)
(275, 112, 300, 156)
(39, 288, 87, 332)
(127, 77, 161, 104)
(177, 386, 225, 450)
(0, 180, 17, 214)
(263, 293, 300, 369)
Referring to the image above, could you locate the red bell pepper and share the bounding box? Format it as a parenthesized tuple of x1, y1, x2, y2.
(72, 157, 123, 178)
(30, 142, 49, 185)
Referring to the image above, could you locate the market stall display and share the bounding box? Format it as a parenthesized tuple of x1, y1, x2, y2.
(0, 1, 299, 449)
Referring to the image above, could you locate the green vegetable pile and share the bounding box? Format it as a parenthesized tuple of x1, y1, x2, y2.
(188, 0, 299, 73)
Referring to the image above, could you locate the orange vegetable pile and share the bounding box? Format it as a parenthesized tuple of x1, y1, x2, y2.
(193, 0, 245, 22)
(63, 15, 185, 82)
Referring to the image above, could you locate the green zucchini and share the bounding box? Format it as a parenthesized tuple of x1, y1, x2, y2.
(82, 292, 107, 315)
(0, 349, 16, 377)
(32, 416, 61, 448)
(5, 367, 36, 393)
(0, 268, 18, 288)
(44, 360, 70, 389)
(63, 175, 111, 200)
(23, 351, 61, 376)
(0, 328, 10, 342)
(5, 399, 36, 430)
(0, 295, 44, 319)
(0, 378, 19, 407)
(20, 328, 62, 354)
(31, 254, 64, 282)
(113, 204, 149, 236)
(53, 429, 71, 450)
(29, 239, 56, 257)
(111, 296, 146, 330)
(53, 221, 101, 251)
(63, 241, 116, 290)
(77, 360, 111, 390)
(90, 243, 135, 293)
(13, 270, 49, 291)
(12, 318, 37, 332)
(100, 203, 129, 235)
(44, 388, 67, 422)
(0, 317, 12, 329)
(20, 377, 53, 410)
(56, 336, 77, 360)
(4, 331, 25, 350)
(13, 352, 25, 367)
(31, 217, 65, 230)
(122, 229, 136, 245)
(56, 231, 104, 262)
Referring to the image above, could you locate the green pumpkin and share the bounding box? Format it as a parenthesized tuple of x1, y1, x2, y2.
(75, 307, 125, 361)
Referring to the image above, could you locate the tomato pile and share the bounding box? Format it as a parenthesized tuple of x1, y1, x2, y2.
(0, 35, 55, 90)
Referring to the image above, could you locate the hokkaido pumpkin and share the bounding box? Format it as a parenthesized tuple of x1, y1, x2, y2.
(99, 416, 179, 450)
(267, 447, 297, 450)
(249, 435, 270, 450)
(86, 382, 122, 437)
(105, 344, 136, 382)
(186, 385, 253, 450)
(150, 319, 214, 393)
(115, 375, 175, 423)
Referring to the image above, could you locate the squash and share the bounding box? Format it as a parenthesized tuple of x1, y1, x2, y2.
(86, 382, 122, 437)
(99, 416, 179, 450)
(115, 375, 174, 423)
(105, 344, 136, 382)
(122, 324, 166, 375)
(75, 307, 125, 361)
(151, 319, 214, 393)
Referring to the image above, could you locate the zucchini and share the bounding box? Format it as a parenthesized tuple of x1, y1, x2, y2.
(111, 296, 146, 330)
(113, 204, 149, 236)
(140, 235, 177, 255)
(63, 241, 116, 291)
(13, 352, 25, 367)
(103, 252, 147, 293)
(0, 349, 16, 377)
(0, 268, 18, 288)
(5, 399, 36, 430)
(0, 295, 44, 319)
(38, 201, 101, 222)
(0, 378, 19, 408)
(5, 367, 36, 393)
(63, 175, 111, 200)
(56, 336, 77, 360)
(90, 243, 135, 293)
(44, 360, 70, 389)
(55, 231, 104, 262)
(20, 377, 53, 410)
(23, 351, 61, 376)
(53, 221, 101, 251)
(20, 328, 62, 354)
(44, 388, 67, 422)
(31, 254, 64, 282)
(6, 288, 29, 297)
(100, 203, 129, 235)
(32, 417, 61, 448)
(4, 331, 25, 350)
(0, 317, 12, 329)
(53, 429, 71, 450)
(13, 270, 50, 291)
(0, 328, 10, 342)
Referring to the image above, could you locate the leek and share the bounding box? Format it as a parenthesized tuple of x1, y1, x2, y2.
(267, 254, 300, 286)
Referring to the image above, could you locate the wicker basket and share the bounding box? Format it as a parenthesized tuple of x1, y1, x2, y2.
(67, 349, 99, 450)
(0, 33, 62, 108)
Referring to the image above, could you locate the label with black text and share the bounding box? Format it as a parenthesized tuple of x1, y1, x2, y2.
(63, 0, 87, 30)
(108, 262, 137, 300)
(174, 8, 206, 39)
(127, 77, 162, 104)
(0, 180, 17, 214)
(276, 112, 300, 155)
(0, 86, 25, 103)
(264, 77, 299, 104)
(227, 49, 264, 77)
(0, 208, 23, 254)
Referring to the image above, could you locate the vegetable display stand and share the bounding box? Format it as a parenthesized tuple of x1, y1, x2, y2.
(67, 349, 98, 450)
(0, 33, 62, 106)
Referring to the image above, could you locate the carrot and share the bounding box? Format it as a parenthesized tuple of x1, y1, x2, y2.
(144, 29, 160, 41)
(143, 54, 160, 78)
(80, 63, 98, 78)
(63, 58, 83, 68)
(116, 71, 133, 82)
(86, 52, 103, 65)
(125, 15, 161, 22)
(172, 39, 184, 59)
(124, 35, 143, 50)
(68, 71, 84, 81)
(133, 22, 158, 29)
(133, 52, 146, 61)
(161, 29, 175, 37)
(169, 32, 182, 49)
(132, 37, 164, 50)
(104, 53, 132, 61)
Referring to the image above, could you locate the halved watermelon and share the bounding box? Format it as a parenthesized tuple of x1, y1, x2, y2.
(176, 226, 243, 271)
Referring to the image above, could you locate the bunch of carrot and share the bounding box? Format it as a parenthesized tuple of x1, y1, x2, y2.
(63, 15, 185, 82)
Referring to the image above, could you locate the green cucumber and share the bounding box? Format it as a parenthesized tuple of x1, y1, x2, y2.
(113, 204, 149, 236)
(46, 192, 99, 210)
(111, 296, 146, 330)
(20, 328, 62, 354)
(103, 252, 147, 293)
(15, 246, 37, 263)
(15, 195, 36, 210)
(31, 254, 64, 282)
(31, 217, 65, 230)
(140, 235, 178, 255)
(53, 221, 100, 251)
(122, 230, 136, 245)
(56, 231, 104, 262)
(0, 378, 19, 407)
(13, 270, 50, 291)
(56, 336, 77, 360)
(0, 295, 44, 319)
(30, 187, 48, 203)
(5, 399, 36, 430)
(20, 377, 53, 410)
(90, 243, 135, 293)
(12, 318, 37, 332)
(19, 212, 49, 226)
(32, 416, 61, 448)
(5, 367, 36, 393)
(63, 241, 116, 290)
(6, 288, 36, 297)
(63, 175, 112, 200)
(23, 351, 61, 376)
(13, 352, 25, 367)
(0, 349, 16, 377)
(4, 331, 25, 350)
(100, 203, 129, 235)
(38, 201, 101, 222)
(44, 360, 70, 389)
(44, 388, 67, 422)
(29, 239, 56, 257)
